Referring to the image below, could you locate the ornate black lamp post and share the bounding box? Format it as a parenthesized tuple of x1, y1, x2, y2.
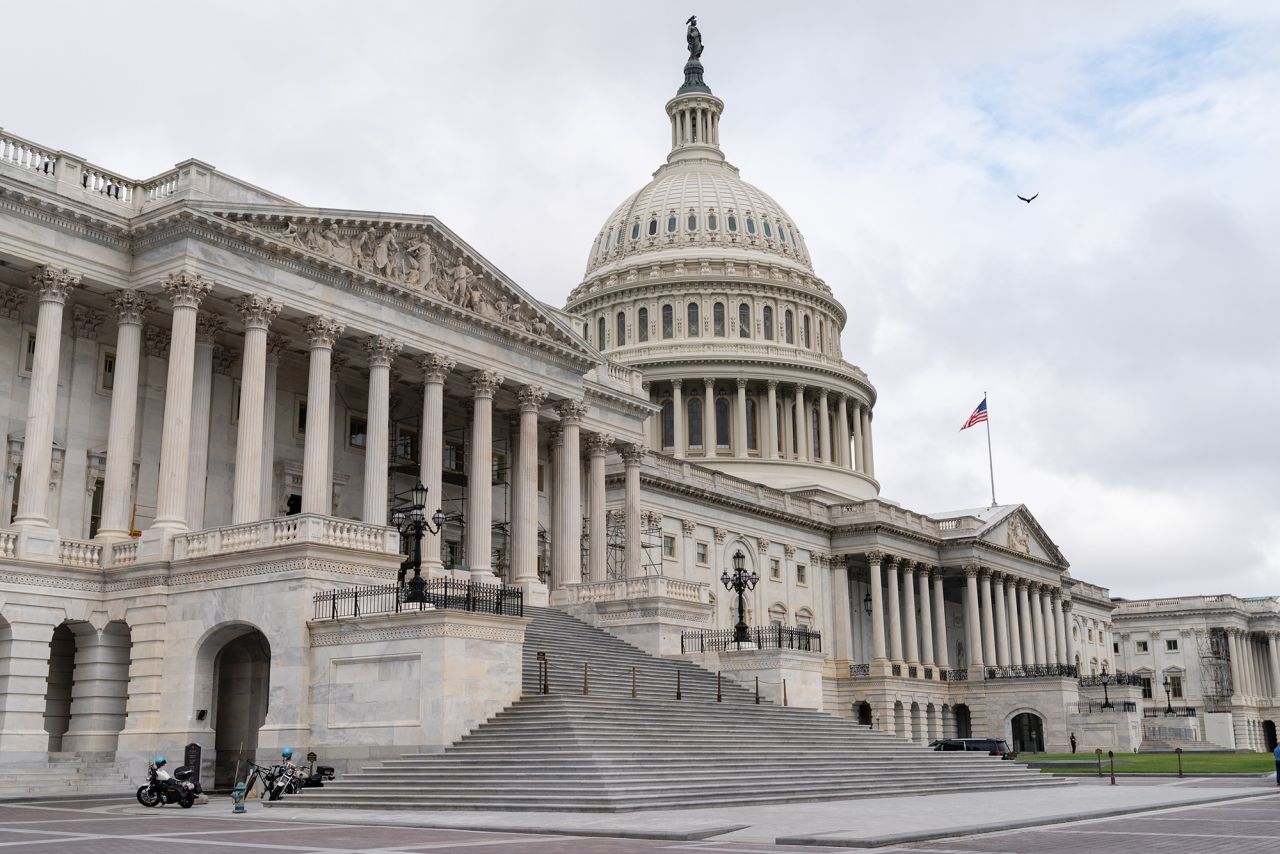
(720, 550, 759, 646)
(1163, 677, 1175, 715)
(1100, 661, 1114, 710)
(389, 481, 445, 603)
(863, 591, 873, 616)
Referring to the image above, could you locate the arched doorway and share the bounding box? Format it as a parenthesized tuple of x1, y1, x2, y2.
(1263, 720, 1276, 752)
(199, 626, 272, 788)
(1011, 711, 1045, 753)
(954, 704, 972, 739)
(43, 623, 79, 751)
(855, 701, 872, 727)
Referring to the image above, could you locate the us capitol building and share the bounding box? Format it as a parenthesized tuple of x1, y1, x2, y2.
(0, 24, 1274, 794)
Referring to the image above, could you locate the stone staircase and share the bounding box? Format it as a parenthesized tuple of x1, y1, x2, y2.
(0, 755, 135, 801)
(288, 605, 1066, 811)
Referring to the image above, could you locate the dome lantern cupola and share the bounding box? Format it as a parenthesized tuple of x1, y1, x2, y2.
(666, 15, 724, 166)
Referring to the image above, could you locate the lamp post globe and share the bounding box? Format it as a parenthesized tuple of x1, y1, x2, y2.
(720, 549, 758, 647)
(1100, 661, 1114, 710)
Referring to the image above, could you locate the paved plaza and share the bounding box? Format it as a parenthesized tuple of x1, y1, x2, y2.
(0, 779, 1275, 852)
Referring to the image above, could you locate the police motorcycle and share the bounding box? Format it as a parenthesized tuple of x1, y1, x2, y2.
(136, 756, 197, 808)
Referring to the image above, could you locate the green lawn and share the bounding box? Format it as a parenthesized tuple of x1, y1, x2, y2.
(1021, 751, 1275, 774)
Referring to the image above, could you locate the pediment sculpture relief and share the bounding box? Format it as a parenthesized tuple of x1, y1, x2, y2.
(254, 220, 559, 341)
(1006, 516, 1030, 554)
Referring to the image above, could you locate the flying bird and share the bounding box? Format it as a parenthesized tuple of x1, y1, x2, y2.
(1017, 193, 1038, 203)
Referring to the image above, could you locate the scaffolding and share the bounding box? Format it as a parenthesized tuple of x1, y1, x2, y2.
(1197, 627, 1233, 712)
(597, 510, 662, 579)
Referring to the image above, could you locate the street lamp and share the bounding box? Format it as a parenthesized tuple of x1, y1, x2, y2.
(1100, 661, 1114, 710)
(863, 591, 873, 616)
(720, 550, 760, 647)
(388, 480, 445, 603)
(1163, 677, 1174, 716)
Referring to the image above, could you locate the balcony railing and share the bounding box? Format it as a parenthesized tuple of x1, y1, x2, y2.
(313, 579, 523, 621)
(947, 668, 968, 681)
(174, 513, 398, 560)
(849, 663, 870, 676)
(1078, 671, 1146, 688)
(986, 664, 1078, 680)
(1144, 707, 1196, 718)
(680, 625, 822, 654)
(1077, 700, 1138, 714)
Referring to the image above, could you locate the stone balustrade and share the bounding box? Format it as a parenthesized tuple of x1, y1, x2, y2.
(563, 575, 710, 605)
(110, 540, 138, 567)
(0, 530, 16, 559)
(58, 538, 103, 569)
(172, 514, 399, 561)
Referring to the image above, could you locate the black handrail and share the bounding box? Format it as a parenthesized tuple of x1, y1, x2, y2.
(680, 625, 822, 654)
(313, 578, 523, 620)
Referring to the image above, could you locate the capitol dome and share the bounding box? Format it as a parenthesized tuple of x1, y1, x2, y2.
(565, 35, 879, 502)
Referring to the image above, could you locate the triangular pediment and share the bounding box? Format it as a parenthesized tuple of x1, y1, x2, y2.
(189, 203, 598, 364)
(982, 506, 1066, 566)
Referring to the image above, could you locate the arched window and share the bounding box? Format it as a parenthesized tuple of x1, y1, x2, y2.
(605, 227, 614, 249)
(688, 397, 704, 448)
(763, 306, 774, 340)
(746, 398, 758, 450)
(648, 217, 658, 236)
(784, 310, 794, 344)
(597, 317, 606, 347)
(631, 221, 640, 240)
(769, 603, 787, 628)
(713, 302, 725, 336)
(779, 224, 789, 243)
(796, 608, 813, 628)
(727, 214, 738, 232)
(687, 213, 698, 232)
(763, 220, 773, 238)
(687, 302, 700, 337)
(708, 213, 718, 230)
(667, 215, 677, 234)
(661, 399, 674, 449)
(638, 307, 649, 342)
(746, 217, 757, 235)
(616, 311, 626, 346)
(803, 315, 812, 348)
(715, 397, 730, 447)
(662, 304, 674, 339)
(738, 303, 750, 338)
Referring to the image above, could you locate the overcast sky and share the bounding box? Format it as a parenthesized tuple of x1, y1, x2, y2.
(7, 1, 1277, 598)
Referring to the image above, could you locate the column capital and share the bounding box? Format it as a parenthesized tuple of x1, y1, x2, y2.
(818, 387, 829, 400)
(1029, 580, 1043, 594)
(901, 559, 917, 575)
(681, 519, 697, 536)
(32, 266, 81, 303)
(470, 369, 504, 399)
(555, 399, 589, 425)
(195, 313, 227, 344)
(265, 331, 289, 358)
(162, 271, 213, 309)
(757, 537, 770, 553)
(586, 433, 614, 456)
(962, 563, 979, 578)
(794, 383, 807, 395)
(363, 334, 402, 367)
(235, 294, 281, 329)
(111, 290, 152, 326)
(978, 566, 993, 579)
(1016, 577, 1030, 591)
(547, 424, 564, 446)
(783, 543, 797, 558)
(71, 305, 104, 341)
(884, 554, 901, 569)
(703, 377, 715, 390)
(212, 344, 238, 375)
(736, 377, 748, 389)
(0, 284, 27, 319)
(1061, 599, 1074, 613)
(418, 352, 455, 382)
(620, 443, 645, 465)
(518, 385, 548, 412)
(143, 325, 171, 359)
(919, 564, 936, 579)
(713, 527, 728, 543)
(1049, 588, 1062, 603)
(304, 316, 345, 349)
(766, 379, 779, 390)
(671, 378, 683, 390)
(866, 549, 885, 564)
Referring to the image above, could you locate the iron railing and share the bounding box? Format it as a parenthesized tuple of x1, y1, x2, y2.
(1144, 707, 1196, 718)
(1077, 700, 1138, 714)
(986, 664, 1078, 680)
(680, 625, 822, 654)
(1078, 671, 1146, 688)
(313, 579, 523, 621)
(947, 668, 968, 681)
(849, 663, 871, 676)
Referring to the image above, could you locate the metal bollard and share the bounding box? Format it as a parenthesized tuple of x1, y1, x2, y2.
(631, 667, 637, 699)
(783, 678, 788, 707)
(755, 676, 760, 704)
(583, 660, 589, 696)
(676, 669, 682, 700)
(1108, 749, 1116, 786)
(1095, 747, 1103, 778)
(716, 671, 722, 703)
(1176, 746, 1184, 778)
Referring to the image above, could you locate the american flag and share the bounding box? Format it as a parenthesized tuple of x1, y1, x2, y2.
(960, 398, 988, 431)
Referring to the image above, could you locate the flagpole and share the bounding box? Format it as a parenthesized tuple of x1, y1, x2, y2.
(984, 390, 997, 507)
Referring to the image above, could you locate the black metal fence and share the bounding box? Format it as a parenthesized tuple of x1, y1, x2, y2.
(313, 579, 524, 621)
(1077, 700, 1138, 714)
(1078, 671, 1146, 688)
(986, 664, 1078, 680)
(1144, 707, 1196, 718)
(680, 625, 822, 654)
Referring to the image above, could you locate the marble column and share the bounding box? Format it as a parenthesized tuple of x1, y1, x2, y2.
(765, 380, 779, 460)
(1062, 600, 1077, 669)
(1052, 592, 1068, 667)
(979, 568, 997, 667)
(852, 401, 865, 473)
(231, 296, 279, 525)
(622, 444, 643, 579)
(886, 556, 903, 664)
(735, 378, 748, 455)
(152, 272, 213, 533)
(555, 400, 587, 585)
(548, 427, 564, 587)
(867, 551, 887, 663)
(1017, 579, 1036, 666)
(1268, 633, 1280, 701)
(259, 334, 284, 519)
(417, 354, 454, 571)
(466, 370, 503, 580)
(361, 335, 401, 524)
(931, 569, 949, 668)
(902, 561, 919, 666)
(1029, 583, 1047, 666)
(14, 267, 79, 527)
(702, 378, 715, 454)
(862, 404, 875, 479)
(963, 565, 984, 671)
(830, 555, 854, 663)
(1040, 587, 1057, 665)
(1007, 577, 1024, 668)
(817, 389, 832, 464)
(301, 318, 344, 515)
(511, 385, 547, 592)
(795, 384, 809, 462)
(185, 314, 223, 530)
(672, 380, 685, 459)
(918, 566, 935, 668)
(837, 394, 851, 468)
(1227, 630, 1243, 699)
(97, 292, 150, 541)
(586, 433, 612, 583)
(993, 573, 1010, 667)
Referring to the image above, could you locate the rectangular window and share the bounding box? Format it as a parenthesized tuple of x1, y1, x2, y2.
(1165, 638, 1178, 652)
(444, 440, 465, 473)
(98, 348, 116, 393)
(443, 541, 461, 568)
(9, 465, 20, 524)
(348, 413, 368, 449)
(537, 463, 545, 493)
(1113, 642, 1120, 654)
(1169, 675, 1183, 698)
(294, 398, 308, 437)
(770, 558, 781, 580)
(695, 542, 708, 565)
(1135, 640, 1149, 653)
(796, 563, 807, 585)
(20, 329, 36, 376)
(1140, 677, 1153, 699)
(396, 426, 420, 463)
(662, 535, 676, 558)
(492, 451, 506, 484)
(1087, 629, 1094, 642)
(88, 478, 105, 537)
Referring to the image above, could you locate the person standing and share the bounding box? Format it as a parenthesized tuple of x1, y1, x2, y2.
(1070, 733, 1078, 754)
(1273, 742, 1280, 786)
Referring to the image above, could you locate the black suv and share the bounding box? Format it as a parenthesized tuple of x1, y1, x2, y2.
(929, 738, 1016, 759)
